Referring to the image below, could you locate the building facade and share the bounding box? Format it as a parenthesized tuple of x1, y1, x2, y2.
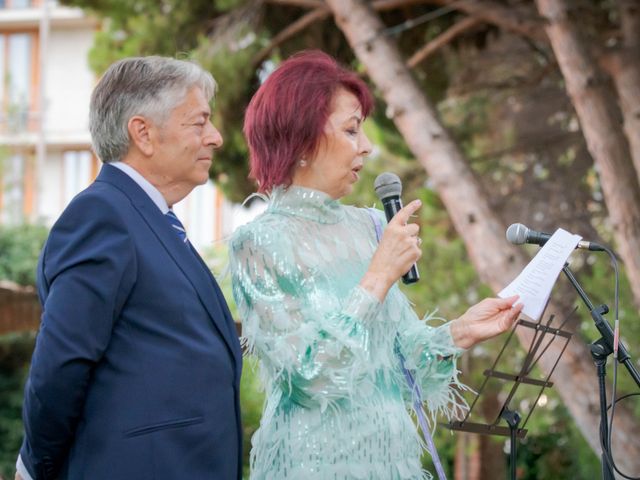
(0, 0, 244, 251)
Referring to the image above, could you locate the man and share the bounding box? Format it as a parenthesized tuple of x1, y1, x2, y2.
(16, 56, 242, 479)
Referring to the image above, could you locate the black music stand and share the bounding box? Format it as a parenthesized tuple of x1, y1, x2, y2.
(446, 307, 577, 480)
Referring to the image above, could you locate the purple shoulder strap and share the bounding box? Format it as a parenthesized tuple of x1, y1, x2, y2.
(366, 208, 384, 242)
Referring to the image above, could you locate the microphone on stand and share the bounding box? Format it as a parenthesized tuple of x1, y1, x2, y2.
(506, 223, 605, 251)
(374, 172, 420, 284)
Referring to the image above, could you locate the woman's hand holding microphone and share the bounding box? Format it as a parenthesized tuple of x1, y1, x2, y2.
(360, 200, 423, 302)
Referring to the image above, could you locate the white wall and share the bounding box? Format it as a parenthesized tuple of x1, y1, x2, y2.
(37, 150, 64, 223)
(44, 26, 94, 138)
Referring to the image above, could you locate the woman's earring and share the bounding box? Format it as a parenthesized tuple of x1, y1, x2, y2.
(299, 159, 307, 167)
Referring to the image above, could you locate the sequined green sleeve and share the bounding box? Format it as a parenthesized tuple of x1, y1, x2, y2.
(396, 308, 468, 417)
(230, 220, 383, 411)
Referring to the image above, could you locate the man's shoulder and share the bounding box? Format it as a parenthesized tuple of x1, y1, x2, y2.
(47, 181, 135, 241)
(41, 181, 137, 273)
(64, 179, 131, 216)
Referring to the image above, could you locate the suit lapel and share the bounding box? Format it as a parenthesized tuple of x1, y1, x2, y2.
(190, 245, 243, 375)
(96, 165, 241, 369)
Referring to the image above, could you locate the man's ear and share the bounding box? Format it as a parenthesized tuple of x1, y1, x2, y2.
(128, 116, 154, 157)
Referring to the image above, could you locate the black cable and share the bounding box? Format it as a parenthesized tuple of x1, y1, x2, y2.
(379, 4, 457, 39)
(599, 392, 640, 479)
(597, 247, 639, 480)
(354, 1, 467, 48)
(604, 246, 620, 478)
(588, 246, 640, 479)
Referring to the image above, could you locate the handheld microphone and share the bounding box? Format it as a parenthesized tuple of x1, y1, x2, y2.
(506, 223, 605, 251)
(373, 172, 420, 284)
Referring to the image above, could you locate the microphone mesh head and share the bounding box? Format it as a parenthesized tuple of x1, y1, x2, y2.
(374, 172, 402, 201)
(506, 223, 529, 245)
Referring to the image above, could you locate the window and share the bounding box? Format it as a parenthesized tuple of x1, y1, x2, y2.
(0, 36, 5, 112)
(0, 154, 25, 223)
(63, 150, 92, 206)
(1, 31, 36, 133)
(8, 34, 32, 129)
(2, 0, 34, 9)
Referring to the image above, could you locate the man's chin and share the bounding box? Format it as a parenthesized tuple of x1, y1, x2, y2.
(193, 168, 211, 185)
(196, 175, 210, 186)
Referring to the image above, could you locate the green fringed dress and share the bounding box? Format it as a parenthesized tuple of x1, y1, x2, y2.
(230, 185, 467, 480)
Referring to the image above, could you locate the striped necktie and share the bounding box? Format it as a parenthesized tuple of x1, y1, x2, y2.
(165, 210, 189, 245)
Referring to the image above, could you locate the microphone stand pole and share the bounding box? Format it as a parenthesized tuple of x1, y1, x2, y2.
(500, 408, 521, 480)
(562, 264, 640, 479)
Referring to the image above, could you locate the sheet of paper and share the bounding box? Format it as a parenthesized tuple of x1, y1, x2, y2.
(499, 228, 582, 321)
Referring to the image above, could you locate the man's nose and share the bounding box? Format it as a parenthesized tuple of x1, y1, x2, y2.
(205, 122, 223, 149)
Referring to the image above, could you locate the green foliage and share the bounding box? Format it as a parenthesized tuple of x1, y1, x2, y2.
(200, 243, 236, 317)
(0, 223, 48, 286)
(0, 223, 48, 477)
(439, 94, 492, 170)
(63, 0, 222, 72)
(517, 400, 600, 479)
(422, 426, 457, 478)
(214, 0, 246, 13)
(239, 356, 265, 477)
(0, 333, 36, 479)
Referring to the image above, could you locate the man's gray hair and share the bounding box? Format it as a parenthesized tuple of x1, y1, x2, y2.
(89, 56, 216, 163)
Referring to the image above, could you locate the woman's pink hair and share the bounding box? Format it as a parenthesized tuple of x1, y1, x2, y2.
(244, 50, 374, 193)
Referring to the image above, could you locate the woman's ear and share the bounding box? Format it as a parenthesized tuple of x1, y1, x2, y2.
(127, 116, 154, 157)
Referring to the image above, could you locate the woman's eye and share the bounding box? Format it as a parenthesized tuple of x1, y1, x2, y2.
(346, 129, 358, 136)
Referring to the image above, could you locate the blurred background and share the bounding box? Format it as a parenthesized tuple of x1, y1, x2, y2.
(1, 0, 639, 478)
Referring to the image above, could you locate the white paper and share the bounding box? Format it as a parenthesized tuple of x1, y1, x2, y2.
(499, 228, 582, 321)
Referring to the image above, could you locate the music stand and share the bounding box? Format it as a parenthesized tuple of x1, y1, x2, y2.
(446, 307, 577, 480)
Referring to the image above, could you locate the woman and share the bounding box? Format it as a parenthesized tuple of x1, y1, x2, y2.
(230, 51, 522, 479)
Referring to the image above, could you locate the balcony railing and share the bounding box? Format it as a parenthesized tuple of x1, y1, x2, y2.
(0, 107, 38, 134)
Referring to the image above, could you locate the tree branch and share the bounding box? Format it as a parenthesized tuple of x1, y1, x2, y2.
(264, 0, 460, 12)
(407, 15, 481, 68)
(256, 0, 441, 67)
(260, 0, 547, 67)
(427, 0, 547, 44)
(371, 0, 436, 10)
(252, 7, 331, 66)
(264, 0, 324, 8)
(449, 61, 556, 95)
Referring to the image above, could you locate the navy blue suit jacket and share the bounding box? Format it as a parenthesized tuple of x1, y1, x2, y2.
(20, 165, 243, 479)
